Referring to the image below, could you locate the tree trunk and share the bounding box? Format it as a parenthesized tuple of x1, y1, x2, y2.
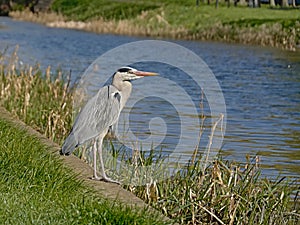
(239, 0, 247, 6)
(281, 0, 289, 7)
(248, 0, 254, 7)
(270, 0, 275, 7)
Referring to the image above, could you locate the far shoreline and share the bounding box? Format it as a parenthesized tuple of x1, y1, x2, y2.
(7, 10, 300, 52)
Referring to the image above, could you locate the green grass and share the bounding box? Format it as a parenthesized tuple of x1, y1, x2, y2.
(51, 0, 300, 24)
(51, 0, 161, 21)
(0, 118, 168, 225)
(162, 5, 300, 28)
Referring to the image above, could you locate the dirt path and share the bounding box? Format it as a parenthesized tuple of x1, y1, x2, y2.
(0, 106, 174, 223)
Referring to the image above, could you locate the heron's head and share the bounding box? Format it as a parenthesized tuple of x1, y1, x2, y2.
(114, 66, 158, 82)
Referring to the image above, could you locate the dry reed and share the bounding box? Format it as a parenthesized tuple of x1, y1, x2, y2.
(0, 46, 73, 144)
(131, 156, 299, 225)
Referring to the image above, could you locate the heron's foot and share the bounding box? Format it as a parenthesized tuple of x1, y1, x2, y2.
(91, 174, 102, 181)
(91, 174, 120, 184)
(101, 175, 121, 185)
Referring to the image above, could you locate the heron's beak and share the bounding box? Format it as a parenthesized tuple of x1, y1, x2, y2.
(134, 70, 159, 77)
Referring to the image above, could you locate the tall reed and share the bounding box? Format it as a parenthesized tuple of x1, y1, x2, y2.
(118, 115, 299, 224)
(132, 156, 299, 224)
(0, 47, 73, 144)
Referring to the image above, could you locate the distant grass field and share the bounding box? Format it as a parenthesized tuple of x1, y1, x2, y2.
(48, 0, 300, 50)
(52, 0, 299, 24)
(0, 118, 168, 225)
(9, 0, 300, 50)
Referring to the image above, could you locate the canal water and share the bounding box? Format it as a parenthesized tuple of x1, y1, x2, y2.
(0, 17, 299, 179)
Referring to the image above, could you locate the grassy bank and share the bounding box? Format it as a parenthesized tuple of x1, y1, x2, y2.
(0, 117, 167, 224)
(1, 50, 299, 224)
(9, 0, 300, 51)
(0, 50, 167, 225)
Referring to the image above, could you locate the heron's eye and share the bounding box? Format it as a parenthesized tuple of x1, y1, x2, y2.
(118, 67, 131, 73)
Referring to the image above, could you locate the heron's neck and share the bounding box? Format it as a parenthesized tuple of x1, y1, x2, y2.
(112, 80, 132, 109)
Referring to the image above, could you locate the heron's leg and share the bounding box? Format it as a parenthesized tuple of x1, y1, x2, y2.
(97, 136, 120, 184)
(92, 139, 101, 180)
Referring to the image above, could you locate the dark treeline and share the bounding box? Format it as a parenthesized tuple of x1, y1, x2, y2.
(0, 0, 51, 15)
(197, 0, 300, 8)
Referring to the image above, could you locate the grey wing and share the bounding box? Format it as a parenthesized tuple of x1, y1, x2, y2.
(94, 85, 121, 134)
(61, 85, 121, 155)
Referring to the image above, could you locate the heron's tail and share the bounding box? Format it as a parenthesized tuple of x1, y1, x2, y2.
(60, 133, 78, 156)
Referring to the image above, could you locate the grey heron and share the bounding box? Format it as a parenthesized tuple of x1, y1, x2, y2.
(60, 66, 158, 183)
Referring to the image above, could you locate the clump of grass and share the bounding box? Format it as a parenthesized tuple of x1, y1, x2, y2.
(0, 118, 168, 225)
(9, 9, 66, 24)
(127, 155, 299, 225)
(80, 135, 300, 224)
(0, 47, 73, 144)
(104, 116, 299, 224)
(78, 115, 299, 224)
